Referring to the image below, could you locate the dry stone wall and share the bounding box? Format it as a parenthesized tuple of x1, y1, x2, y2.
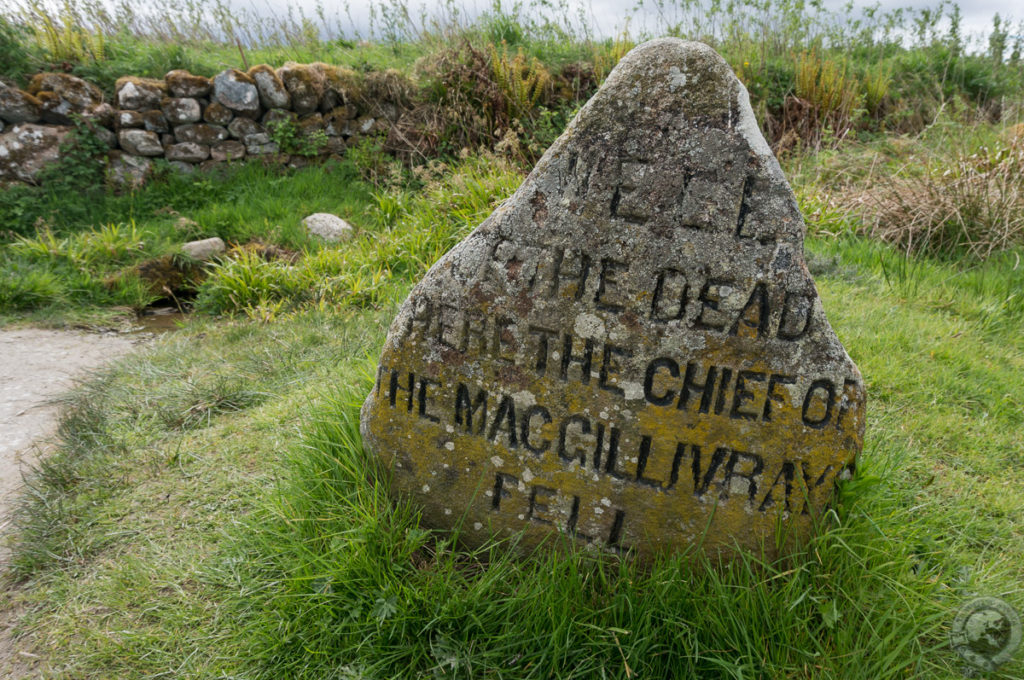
(0, 62, 406, 186)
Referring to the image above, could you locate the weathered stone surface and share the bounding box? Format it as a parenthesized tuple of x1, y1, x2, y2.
(165, 142, 209, 163)
(249, 64, 291, 110)
(115, 77, 167, 110)
(277, 62, 322, 115)
(212, 69, 260, 119)
(27, 73, 104, 123)
(174, 123, 228, 146)
(117, 109, 144, 129)
(227, 117, 261, 140)
(181, 236, 226, 260)
(165, 70, 211, 98)
(117, 129, 163, 156)
(89, 102, 116, 128)
(0, 84, 42, 124)
(106, 151, 153, 188)
(297, 112, 324, 137)
(324, 110, 355, 137)
(323, 136, 348, 155)
(91, 124, 117, 148)
(142, 109, 169, 133)
(246, 141, 280, 155)
(0, 123, 70, 182)
(262, 108, 297, 127)
(210, 140, 245, 161)
(360, 39, 866, 562)
(162, 97, 202, 125)
(302, 213, 353, 241)
(204, 101, 234, 125)
(316, 63, 361, 112)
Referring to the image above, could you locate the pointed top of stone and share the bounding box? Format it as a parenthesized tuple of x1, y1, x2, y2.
(361, 39, 865, 563)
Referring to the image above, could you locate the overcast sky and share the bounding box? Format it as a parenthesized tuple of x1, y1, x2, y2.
(229, 0, 1021, 47)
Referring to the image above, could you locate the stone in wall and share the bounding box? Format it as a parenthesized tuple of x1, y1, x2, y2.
(316, 63, 361, 113)
(106, 150, 153, 189)
(323, 136, 347, 155)
(210, 140, 246, 161)
(27, 73, 106, 125)
(246, 142, 280, 155)
(278, 63, 322, 116)
(228, 118, 268, 145)
(118, 129, 163, 156)
(142, 110, 169, 134)
(165, 70, 211, 99)
(262, 108, 296, 127)
(116, 77, 167, 111)
(204, 101, 234, 126)
(163, 97, 202, 125)
(117, 110, 144, 129)
(174, 123, 229, 146)
(0, 123, 70, 183)
(212, 69, 261, 119)
(0, 83, 42, 124)
(324, 108, 357, 137)
(165, 142, 210, 163)
(298, 113, 324, 137)
(248, 65, 291, 110)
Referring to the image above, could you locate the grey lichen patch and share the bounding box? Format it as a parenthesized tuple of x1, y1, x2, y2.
(360, 39, 865, 564)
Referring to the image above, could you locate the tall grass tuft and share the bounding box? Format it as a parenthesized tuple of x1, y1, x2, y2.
(848, 135, 1024, 258)
(790, 51, 862, 148)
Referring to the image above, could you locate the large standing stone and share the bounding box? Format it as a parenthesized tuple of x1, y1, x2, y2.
(212, 69, 261, 119)
(360, 40, 866, 562)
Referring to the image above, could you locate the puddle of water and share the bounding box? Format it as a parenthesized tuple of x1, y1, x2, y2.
(134, 307, 188, 333)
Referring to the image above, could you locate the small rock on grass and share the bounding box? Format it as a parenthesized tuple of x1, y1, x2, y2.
(303, 213, 354, 242)
(181, 237, 226, 260)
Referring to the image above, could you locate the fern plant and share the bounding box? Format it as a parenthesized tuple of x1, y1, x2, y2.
(488, 43, 551, 122)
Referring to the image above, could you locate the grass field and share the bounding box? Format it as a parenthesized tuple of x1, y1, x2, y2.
(1, 145, 1022, 676)
(1, 0, 1024, 677)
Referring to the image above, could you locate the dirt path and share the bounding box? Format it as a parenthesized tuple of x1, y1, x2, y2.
(1, 329, 138, 534)
(0, 327, 139, 676)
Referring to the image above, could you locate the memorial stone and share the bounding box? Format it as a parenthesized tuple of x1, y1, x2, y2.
(360, 39, 866, 561)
